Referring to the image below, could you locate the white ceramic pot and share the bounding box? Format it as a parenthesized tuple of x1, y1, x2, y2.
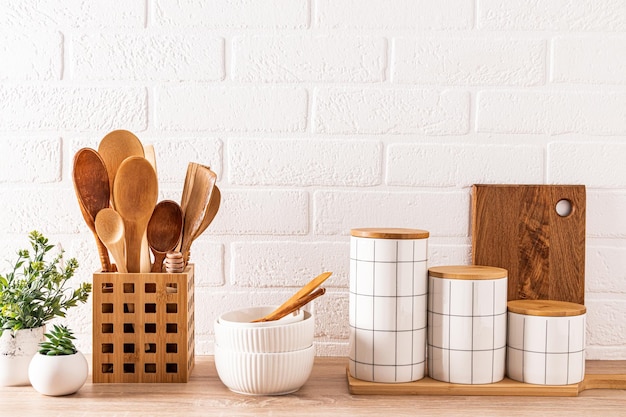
(0, 326, 45, 386)
(427, 265, 508, 384)
(507, 299, 586, 385)
(349, 228, 430, 383)
(28, 351, 88, 396)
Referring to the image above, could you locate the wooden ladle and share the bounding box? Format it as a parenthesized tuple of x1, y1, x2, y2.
(95, 208, 127, 273)
(252, 272, 332, 322)
(147, 200, 183, 273)
(97, 130, 144, 208)
(72, 148, 112, 272)
(113, 156, 158, 273)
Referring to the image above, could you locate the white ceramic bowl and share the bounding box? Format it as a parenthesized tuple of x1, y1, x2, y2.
(215, 310, 314, 353)
(218, 305, 303, 328)
(214, 344, 315, 395)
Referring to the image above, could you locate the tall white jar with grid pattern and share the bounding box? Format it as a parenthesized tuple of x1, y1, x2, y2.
(427, 265, 508, 384)
(349, 228, 429, 383)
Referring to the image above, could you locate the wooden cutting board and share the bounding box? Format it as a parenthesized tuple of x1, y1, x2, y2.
(471, 185, 586, 304)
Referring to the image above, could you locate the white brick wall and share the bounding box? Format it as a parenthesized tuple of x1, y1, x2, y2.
(0, 0, 625, 359)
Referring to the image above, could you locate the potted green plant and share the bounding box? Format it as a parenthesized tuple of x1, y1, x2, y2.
(28, 324, 88, 396)
(0, 231, 91, 386)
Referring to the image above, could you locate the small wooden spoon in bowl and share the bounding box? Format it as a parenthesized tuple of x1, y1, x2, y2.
(252, 272, 332, 322)
(147, 200, 183, 273)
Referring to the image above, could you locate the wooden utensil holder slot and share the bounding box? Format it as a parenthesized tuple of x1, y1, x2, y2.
(92, 265, 195, 383)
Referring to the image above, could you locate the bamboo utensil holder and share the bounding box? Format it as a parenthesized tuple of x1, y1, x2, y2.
(92, 265, 195, 383)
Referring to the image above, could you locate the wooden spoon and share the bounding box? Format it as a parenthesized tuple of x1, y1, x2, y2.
(180, 162, 200, 216)
(147, 200, 183, 273)
(72, 148, 112, 272)
(193, 185, 221, 240)
(180, 166, 217, 263)
(95, 208, 127, 273)
(252, 272, 332, 322)
(97, 130, 144, 208)
(113, 156, 158, 273)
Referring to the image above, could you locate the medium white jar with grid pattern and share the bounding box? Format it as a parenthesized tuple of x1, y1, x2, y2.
(507, 300, 586, 385)
(427, 265, 508, 384)
(349, 228, 429, 383)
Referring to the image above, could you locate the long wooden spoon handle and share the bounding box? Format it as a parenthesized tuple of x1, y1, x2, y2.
(253, 288, 326, 323)
(275, 272, 332, 312)
(92, 231, 112, 272)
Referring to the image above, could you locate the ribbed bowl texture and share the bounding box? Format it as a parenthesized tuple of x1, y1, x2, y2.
(214, 344, 315, 395)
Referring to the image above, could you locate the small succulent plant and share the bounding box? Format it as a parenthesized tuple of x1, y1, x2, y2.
(38, 324, 78, 356)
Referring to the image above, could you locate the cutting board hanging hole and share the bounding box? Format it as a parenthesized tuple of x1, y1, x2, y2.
(556, 199, 573, 217)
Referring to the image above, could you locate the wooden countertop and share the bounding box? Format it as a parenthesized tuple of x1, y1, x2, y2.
(2, 357, 626, 416)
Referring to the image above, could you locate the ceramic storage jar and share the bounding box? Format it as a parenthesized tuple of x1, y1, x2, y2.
(507, 299, 586, 385)
(427, 265, 508, 384)
(348, 228, 429, 383)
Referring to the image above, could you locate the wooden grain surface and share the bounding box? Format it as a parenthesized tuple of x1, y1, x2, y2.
(508, 299, 586, 317)
(1, 357, 625, 417)
(471, 184, 586, 304)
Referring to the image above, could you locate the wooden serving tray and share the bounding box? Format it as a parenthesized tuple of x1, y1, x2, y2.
(347, 370, 626, 397)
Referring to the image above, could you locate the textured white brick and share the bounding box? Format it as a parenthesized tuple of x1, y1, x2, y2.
(477, 91, 626, 135)
(552, 37, 626, 85)
(209, 189, 308, 235)
(156, 87, 307, 132)
(0, 137, 61, 183)
(0, 86, 147, 131)
(586, 298, 626, 346)
(548, 142, 626, 187)
(0, 0, 145, 28)
(154, 0, 308, 28)
(141, 138, 222, 183)
(587, 191, 626, 238)
(187, 241, 224, 287)
(316, 0, 473, 30)
(429, 243, 471, 266)
(228, 139, 382, 186)
(315, 291, 349, 339)
(71, 33, 224, 81)
(0, 189, 82, 234)
(387, 143, 543, 187)
(0, 31, 61, 80)
(393, 38, 545, 86)
(586, 245, 626, 293)
(233, 36, 386, 83)
(231, 241, 348, 288)
(314, 88, 469, 135)
(477, 0, 626, 31)
(314, 190, 469, 237)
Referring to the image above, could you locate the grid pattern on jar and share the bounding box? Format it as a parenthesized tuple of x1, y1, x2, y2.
(507, 312, 586, 385)
(348, 237, 428, 383)
(92, 265, 195, 383)
(427, 276, 508, 384)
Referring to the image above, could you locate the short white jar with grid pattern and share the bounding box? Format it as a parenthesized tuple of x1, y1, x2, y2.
(349, 228, 429, 383)
(507, 300, 586, 385)
(427, 265, 508, 384)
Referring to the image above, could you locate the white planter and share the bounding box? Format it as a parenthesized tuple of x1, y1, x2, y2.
(29, 351, 88, 396)
(0, 326, 45, 386)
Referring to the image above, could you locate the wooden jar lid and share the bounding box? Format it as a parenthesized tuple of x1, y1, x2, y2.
(507, 299, 586, 317)
(428, 265, 508, 280)
(350, 228, 429, 239)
